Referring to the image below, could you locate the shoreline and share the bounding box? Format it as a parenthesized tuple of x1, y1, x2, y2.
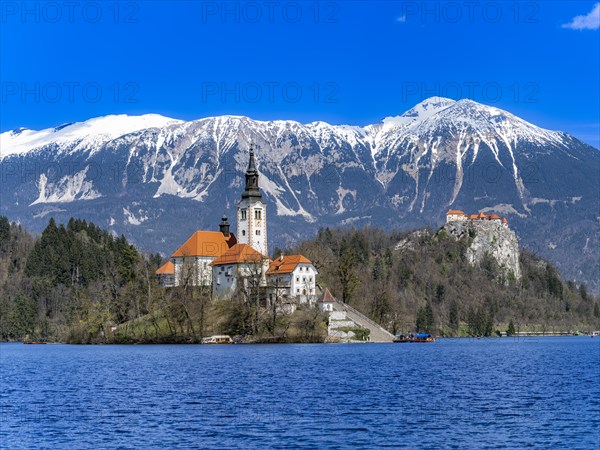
(4, 333, 597, 346)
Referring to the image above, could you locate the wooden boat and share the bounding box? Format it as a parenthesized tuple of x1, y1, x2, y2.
(393, 333, 436, 343)
(201, 335, 233, 344)
(23, 341, 47, 345)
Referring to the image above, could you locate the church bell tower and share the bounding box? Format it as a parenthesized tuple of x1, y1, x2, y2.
(237, 144, 267, 256)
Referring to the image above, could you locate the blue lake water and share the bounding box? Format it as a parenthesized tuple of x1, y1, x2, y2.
(1, 337, 599, 449)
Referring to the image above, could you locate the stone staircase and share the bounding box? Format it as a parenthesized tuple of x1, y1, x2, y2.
(332, 302, 395, 343)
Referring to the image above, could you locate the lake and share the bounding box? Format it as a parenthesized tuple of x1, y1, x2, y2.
(1, 337, 599, 449)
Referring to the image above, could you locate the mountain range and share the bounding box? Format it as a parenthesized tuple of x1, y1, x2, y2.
(1, 97, 598, 291)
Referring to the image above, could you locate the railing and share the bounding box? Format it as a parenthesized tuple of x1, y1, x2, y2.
(335, 302, 394, 337)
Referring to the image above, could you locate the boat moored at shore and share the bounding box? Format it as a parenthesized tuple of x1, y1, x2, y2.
(393, 333, 436, 343)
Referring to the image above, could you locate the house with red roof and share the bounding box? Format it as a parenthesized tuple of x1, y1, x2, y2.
(155, 261, 175, 287)
(210, 243, 270, 299)
(266, 253, 318, 306)
(168, 214, 237, 287)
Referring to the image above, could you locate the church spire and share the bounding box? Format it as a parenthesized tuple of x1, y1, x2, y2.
(242, 143, 262, 200)
(247, 142, 257, 174)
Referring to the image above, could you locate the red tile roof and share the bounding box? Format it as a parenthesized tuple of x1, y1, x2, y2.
(446, 209, 466, 216)
(210, 243, 267, 266)
(171, 231, 236, 258)
(266, 254, 313, 275)
(155, 261, 174, 275)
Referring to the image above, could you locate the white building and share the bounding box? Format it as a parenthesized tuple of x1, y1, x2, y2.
(446, 209, 509, 228)
(266, 254, 318, 306)
(237, 144, 268, 257)
(317, 288, 336, 312)
(446, 209, 468, 222)
(210, 243, 270, 300)
(171, 222, 237, 287)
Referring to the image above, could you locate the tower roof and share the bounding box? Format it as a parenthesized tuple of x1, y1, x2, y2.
(220, 211, 230, 226)
(241, 143, 263, 201)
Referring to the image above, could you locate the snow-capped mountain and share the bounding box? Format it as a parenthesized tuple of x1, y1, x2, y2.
(1, 98, 598, 291)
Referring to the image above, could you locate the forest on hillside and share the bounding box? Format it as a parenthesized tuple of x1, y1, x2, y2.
(0, 216, 598, 343)
(289, 226, 599, 336)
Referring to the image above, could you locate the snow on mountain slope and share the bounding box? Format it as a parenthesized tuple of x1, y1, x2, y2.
(0, 98, 583, 219)
(0, 114, 182, 158)
(0, 98, 570, 165)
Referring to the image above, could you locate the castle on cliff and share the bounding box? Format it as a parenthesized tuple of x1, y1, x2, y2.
(446, 210, 508, 228)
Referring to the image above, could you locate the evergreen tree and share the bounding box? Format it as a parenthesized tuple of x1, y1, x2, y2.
(579, 284, 588, 302)
(337, 238, 359, 304)
(435, 284, 445, 303)
(448, 300, 459, 333)
(416, 303, 435, 333)
(0, 216, 10, 245)
(507, 320, 516, 336)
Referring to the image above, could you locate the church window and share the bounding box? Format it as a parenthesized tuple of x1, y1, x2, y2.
(241, 209, 247, 220)
(255, 209, 262, 220)
(296, 277, 299, 282)
(242, 230, 246, 236)
(256, 230, 261, 236)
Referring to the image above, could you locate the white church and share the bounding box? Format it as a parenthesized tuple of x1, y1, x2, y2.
(155, 144, 319, 306)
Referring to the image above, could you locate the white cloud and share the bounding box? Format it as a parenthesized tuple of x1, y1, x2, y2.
(562, 3, 600, 30)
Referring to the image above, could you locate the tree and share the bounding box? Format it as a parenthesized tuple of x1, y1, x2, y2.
(416, 303, 434, 333)
(337, 238, 359, 304)
(10, 294, 36, 339)
(448, 300, 459, 333)
(434, 284, 445, 304)
(579, 284, 588, 302)
(507, 320, 516, 337)
(0, 216, 10, 246)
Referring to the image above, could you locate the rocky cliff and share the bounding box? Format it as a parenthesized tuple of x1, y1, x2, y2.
(442, 221, 521, 281)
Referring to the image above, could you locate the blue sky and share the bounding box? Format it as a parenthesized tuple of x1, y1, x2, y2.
(1, 1, 599, 147)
